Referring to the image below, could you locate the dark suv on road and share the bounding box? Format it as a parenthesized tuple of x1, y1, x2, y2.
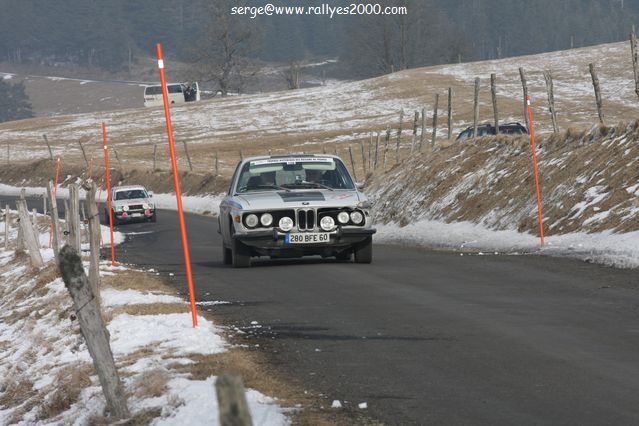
(457, 122, 528, 141)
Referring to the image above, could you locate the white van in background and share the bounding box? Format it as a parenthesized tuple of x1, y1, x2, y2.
(143, 82, 200, 107)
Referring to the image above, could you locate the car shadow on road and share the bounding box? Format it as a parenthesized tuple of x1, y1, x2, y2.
(194, 257, 357, 269)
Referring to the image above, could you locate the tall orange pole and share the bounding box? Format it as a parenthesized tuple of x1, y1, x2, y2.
(102, 122, 116, 265)
(526, 96, 545, 247)
(156, 43, 198, 327)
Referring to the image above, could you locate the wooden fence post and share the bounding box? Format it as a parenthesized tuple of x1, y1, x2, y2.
(216, 375, 252, 426)
(360, 142, 367, 176)
(64, 199, 70, 245)
(374, 132, 380, 170)
(58, 245, 130, 419)
(153, 144, 157, 171)
(543, 70, 559, 133)
(447, 87, 453, 140)
(519, 67, 530, 131)
(432, 94, 439, 146)
(589, 63, 605, 125)
(396, 109, 404, 163)
(68, 184, 81, 251)
(368, 134, 373, 171)
(490, 73, 499, 135)
(78, 141, 89, 169)
(215, 151, 219, 176)
(4, 205, 9, 251)
(631, 29, 639, 100)
(384, 126, 391, 170)
(420, 108, 426, 149)
(42, 134, 54, 164)
(182, 140, 193, 171)
(348, 145, 358, 181)
(239, 150, 243, 161)
(473, 77, 480, 140)
(84, 181, 102, 306)
(17, 200, 44, 268)
(47, 181, 60, 261)
(16, 189, 25, 251)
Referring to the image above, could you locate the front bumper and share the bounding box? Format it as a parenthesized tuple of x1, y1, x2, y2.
(114, 209, 155, 221)
(233, 228, 375, 253)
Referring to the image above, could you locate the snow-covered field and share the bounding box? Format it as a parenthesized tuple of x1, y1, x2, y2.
(0, 214, 289, 424)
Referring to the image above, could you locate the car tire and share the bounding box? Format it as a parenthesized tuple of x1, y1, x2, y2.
(354, 237, 372, 264)
(335, 250, 352, 261)
(231, 238, 251, 268)
(222, 245, 232, 265)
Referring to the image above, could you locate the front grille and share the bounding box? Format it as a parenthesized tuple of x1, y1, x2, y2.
(128, 204, 144, 210)
(297, 209, 316, 231)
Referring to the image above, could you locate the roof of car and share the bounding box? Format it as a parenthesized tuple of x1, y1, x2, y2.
(242, 154, 340, 162)
(112, 185, 148, 191)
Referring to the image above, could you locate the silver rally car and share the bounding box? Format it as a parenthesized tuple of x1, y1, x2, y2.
(105, 185, 156, 225)
(218, 154, 376, 267)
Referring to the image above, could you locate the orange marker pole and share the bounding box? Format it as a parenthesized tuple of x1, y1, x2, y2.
(526, 96, 545, 247)
(49, 156, 61, 247)
(102, 122, 116, 266)
(156, 43, 198, 327)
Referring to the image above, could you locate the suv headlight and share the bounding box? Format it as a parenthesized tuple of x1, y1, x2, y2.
(143, 203, 153, 209)
(260, 213, 273, 227)
(350, 210, 364, 225)
(115, 205, 123, 212)
(337, 211, 350, 224)
(245, 214, 259, 228)
(122, 205, 129, 212)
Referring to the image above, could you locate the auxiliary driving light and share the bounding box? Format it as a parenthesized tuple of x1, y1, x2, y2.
(279, 216, 294, 232)
(245, 214, 259, 228)
(320, 216, 335, 231)
(260, 213, 273, 227)
(350, 210, 364, 225)
(337, 211, 350, 224)
(122, 205, 129, 212)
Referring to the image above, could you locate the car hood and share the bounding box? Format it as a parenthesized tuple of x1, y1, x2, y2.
(235, 190, 363, 210)
(112, 198, 152, 207)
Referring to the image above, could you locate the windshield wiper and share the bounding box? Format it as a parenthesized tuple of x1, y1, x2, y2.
(238, 184, 290, 193)
(282, 182, 334, 191)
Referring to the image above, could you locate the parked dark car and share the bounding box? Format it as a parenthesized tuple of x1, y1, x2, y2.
(456, 122, 528, 141)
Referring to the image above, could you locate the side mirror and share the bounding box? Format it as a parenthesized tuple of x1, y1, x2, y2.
(356, 182, 365, 190)
(148, 192, 154, 198)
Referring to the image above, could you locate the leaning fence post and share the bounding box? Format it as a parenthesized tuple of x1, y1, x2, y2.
(68, 184, 81, 251)
(360, 142, 367, 176)
(84, 181, 102, 307)
(216, 375, 252, 426)
(17, 200, 44, 268)
(215, 151, 220, 176)
(432, 94, 439, 146)
(631, 28, 639, 100)
(47, 181, 60, 261)
(490, 73, 500, 135)
(384, 126, 391, 170)
(78, 141, 89, 169)
(543, 70, 559, 133)
(519, 67, 530, 131)
(447, 87, 453, 140)
(183, 140, 193, 171)
(153, 144, 158, 171)
(4, 205, 9, 251)
(348, 145, 358, 181)
(374, 132, 380, 170)
(58, 245, 130, 419)
(16, 189, 25, 251)
(42, 134, 54, 164)
(396, 109, 404, 163)
(420, 107, 426, 150)
(473, 77, 480, 140)
(589, 63, 605, 125)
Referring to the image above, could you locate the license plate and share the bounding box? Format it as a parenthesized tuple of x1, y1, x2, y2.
(285, 233, 330, 244)
(131, 213, 142, 218)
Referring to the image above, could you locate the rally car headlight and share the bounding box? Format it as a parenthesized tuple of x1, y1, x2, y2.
(260, 213, 273, 227)
(279, 216, 294, 232)
(143, 203, 153, 210)
(245, 214, 259, 228)
(350, 210, 364, 225)
(122, 205, 129, 212)
(115, 205, 124, 212)
(337, 211, 350, 224)
(320, 216, 335, 231)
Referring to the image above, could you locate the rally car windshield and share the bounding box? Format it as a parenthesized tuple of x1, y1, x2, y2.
(236, 158, 355, 193)
(115, 189, 148, 200)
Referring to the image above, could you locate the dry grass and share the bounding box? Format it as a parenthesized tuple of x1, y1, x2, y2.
(132, 369, 170, 399)
(110, 303, 190, 317)
(38, 363, 93, 420)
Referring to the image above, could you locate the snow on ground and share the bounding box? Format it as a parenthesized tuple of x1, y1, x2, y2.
(377, 219, 639, 269)
(0, 229, 289, 423)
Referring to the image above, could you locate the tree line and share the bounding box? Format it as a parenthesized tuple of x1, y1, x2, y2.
(0, 0, 636, 78)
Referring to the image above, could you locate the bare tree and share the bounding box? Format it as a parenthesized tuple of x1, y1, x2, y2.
(191, 0, 260, 96)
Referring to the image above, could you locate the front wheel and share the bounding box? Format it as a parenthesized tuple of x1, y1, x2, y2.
(231, 239, 251, 268)
(354, 237, 372, 264)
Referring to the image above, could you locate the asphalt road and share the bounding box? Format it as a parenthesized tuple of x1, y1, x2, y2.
(6, 197, 639, 425)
